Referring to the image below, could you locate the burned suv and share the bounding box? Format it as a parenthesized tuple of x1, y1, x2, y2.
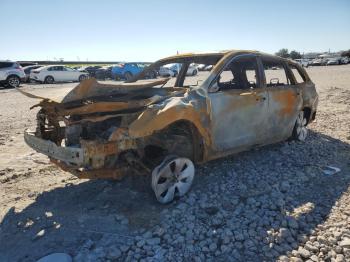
(22, 50, 318, 203)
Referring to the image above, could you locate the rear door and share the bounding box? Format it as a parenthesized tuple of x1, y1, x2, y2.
(259, 56, 302, 140)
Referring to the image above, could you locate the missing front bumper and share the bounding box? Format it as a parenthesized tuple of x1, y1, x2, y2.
(24, 129, 85, 166)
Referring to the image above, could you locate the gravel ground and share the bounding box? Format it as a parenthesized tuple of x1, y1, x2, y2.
(0, 65, 350, 261)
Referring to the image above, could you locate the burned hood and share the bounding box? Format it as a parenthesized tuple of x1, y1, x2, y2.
(18, 78, 187, 116)
(18, 78, 172, 103)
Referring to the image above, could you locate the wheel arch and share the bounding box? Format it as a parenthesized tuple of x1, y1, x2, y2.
(6, 74, 20, 80)
(142, 119, 205, 163)
(44, 75, 54, 81)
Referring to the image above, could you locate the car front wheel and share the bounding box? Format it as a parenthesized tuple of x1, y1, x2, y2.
(7, 75, 20, 88)
(152, 156, 195, 204)
(291, 111, 308, 141)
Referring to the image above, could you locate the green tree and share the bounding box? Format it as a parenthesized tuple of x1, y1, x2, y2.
(275, 48, 289, 58)
(290, 50, 302, 59)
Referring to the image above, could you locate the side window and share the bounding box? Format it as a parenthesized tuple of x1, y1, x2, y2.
(0, 62, 13, 69)
(261, 58, 291, 87)
(212, 55, 259, 92)
(289, 64, 306, 83)
(47, 67, 53, 71)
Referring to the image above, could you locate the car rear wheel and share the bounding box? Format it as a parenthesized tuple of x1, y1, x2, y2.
(124, 72, 132, 81)
(152, 155, 195, 204)
(79, 75, 87, 82)
(44, 76, 54, 84)
(291, 111, 308, 141)
(7, 75, 20, 88)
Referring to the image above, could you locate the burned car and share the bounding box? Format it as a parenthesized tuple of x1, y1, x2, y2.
(21, 50, 318, 203)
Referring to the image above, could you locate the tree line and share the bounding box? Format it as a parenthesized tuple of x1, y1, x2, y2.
(275, 49, 350, 59)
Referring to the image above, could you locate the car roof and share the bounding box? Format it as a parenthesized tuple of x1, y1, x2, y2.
(158, 50, 290, 64)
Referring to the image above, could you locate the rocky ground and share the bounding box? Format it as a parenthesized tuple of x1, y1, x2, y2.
(0, 65, 349, 261)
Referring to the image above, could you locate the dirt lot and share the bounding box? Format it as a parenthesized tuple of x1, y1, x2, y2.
(0, 65, 350, 261)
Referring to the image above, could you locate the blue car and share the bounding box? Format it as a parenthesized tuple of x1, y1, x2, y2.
(111, 63, 156, 80)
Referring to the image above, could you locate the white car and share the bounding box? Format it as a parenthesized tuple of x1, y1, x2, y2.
(161, 63, 198, 76)
(0, 61, 26, 88)
(30, 65, 89, 84)
(294, 59, 309, 67)
(159, 66, 176, 77)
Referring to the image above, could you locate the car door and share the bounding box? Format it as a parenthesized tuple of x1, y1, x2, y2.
(50, 66, 64, 81)
(208, 54, 270, 151)
(64, 66, 78, 81)
(259, 56, 302, 141)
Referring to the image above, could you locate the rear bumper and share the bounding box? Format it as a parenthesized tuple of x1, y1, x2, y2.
(24, 130, 85, 166)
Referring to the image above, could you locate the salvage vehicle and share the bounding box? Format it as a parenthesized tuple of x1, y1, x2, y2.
(21, 50, 318, 203)
(0, 61, 26, 88)
(30, 65, 89, 83)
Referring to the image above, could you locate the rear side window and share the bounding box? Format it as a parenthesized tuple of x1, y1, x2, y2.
(289, 64, 306, 83)
(0, 62, 14, 69)
(261, 58, 291, 87)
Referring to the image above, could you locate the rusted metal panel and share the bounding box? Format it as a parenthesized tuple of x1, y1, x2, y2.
(208, 88, 270, 151)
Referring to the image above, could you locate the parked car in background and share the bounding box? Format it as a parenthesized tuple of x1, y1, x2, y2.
(326, 58, 341, 65)
(23, 65, 43, 82)
(78, 66, 102, 78)
(0, 61, 25, 88)
(196, 64, 207, 71)
(204, 64, 213, 71)
(30, 65, 89, 83)
(111, 63, 157, 80)
(159, 66, 176, 77)
(311, 59, 327, 66)
(340, 57, 349, 64)
(95, 66, 113, 80)
(295, 59, 309, 67)
(167, 63, 198, 76)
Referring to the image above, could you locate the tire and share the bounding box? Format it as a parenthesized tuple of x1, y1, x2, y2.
(44, 76, 54, 84)
(291, 111, 308, 141)
(6, 75, 20, 88)
(192, 70, 197, 76)
(79, 75, 87, 82)
(124, 72, 132, 81)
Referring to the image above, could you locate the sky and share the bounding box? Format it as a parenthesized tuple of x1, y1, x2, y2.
(1, 0, 349, 62)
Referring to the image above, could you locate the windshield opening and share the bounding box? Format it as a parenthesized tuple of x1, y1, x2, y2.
(127, 54, 224, 88)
